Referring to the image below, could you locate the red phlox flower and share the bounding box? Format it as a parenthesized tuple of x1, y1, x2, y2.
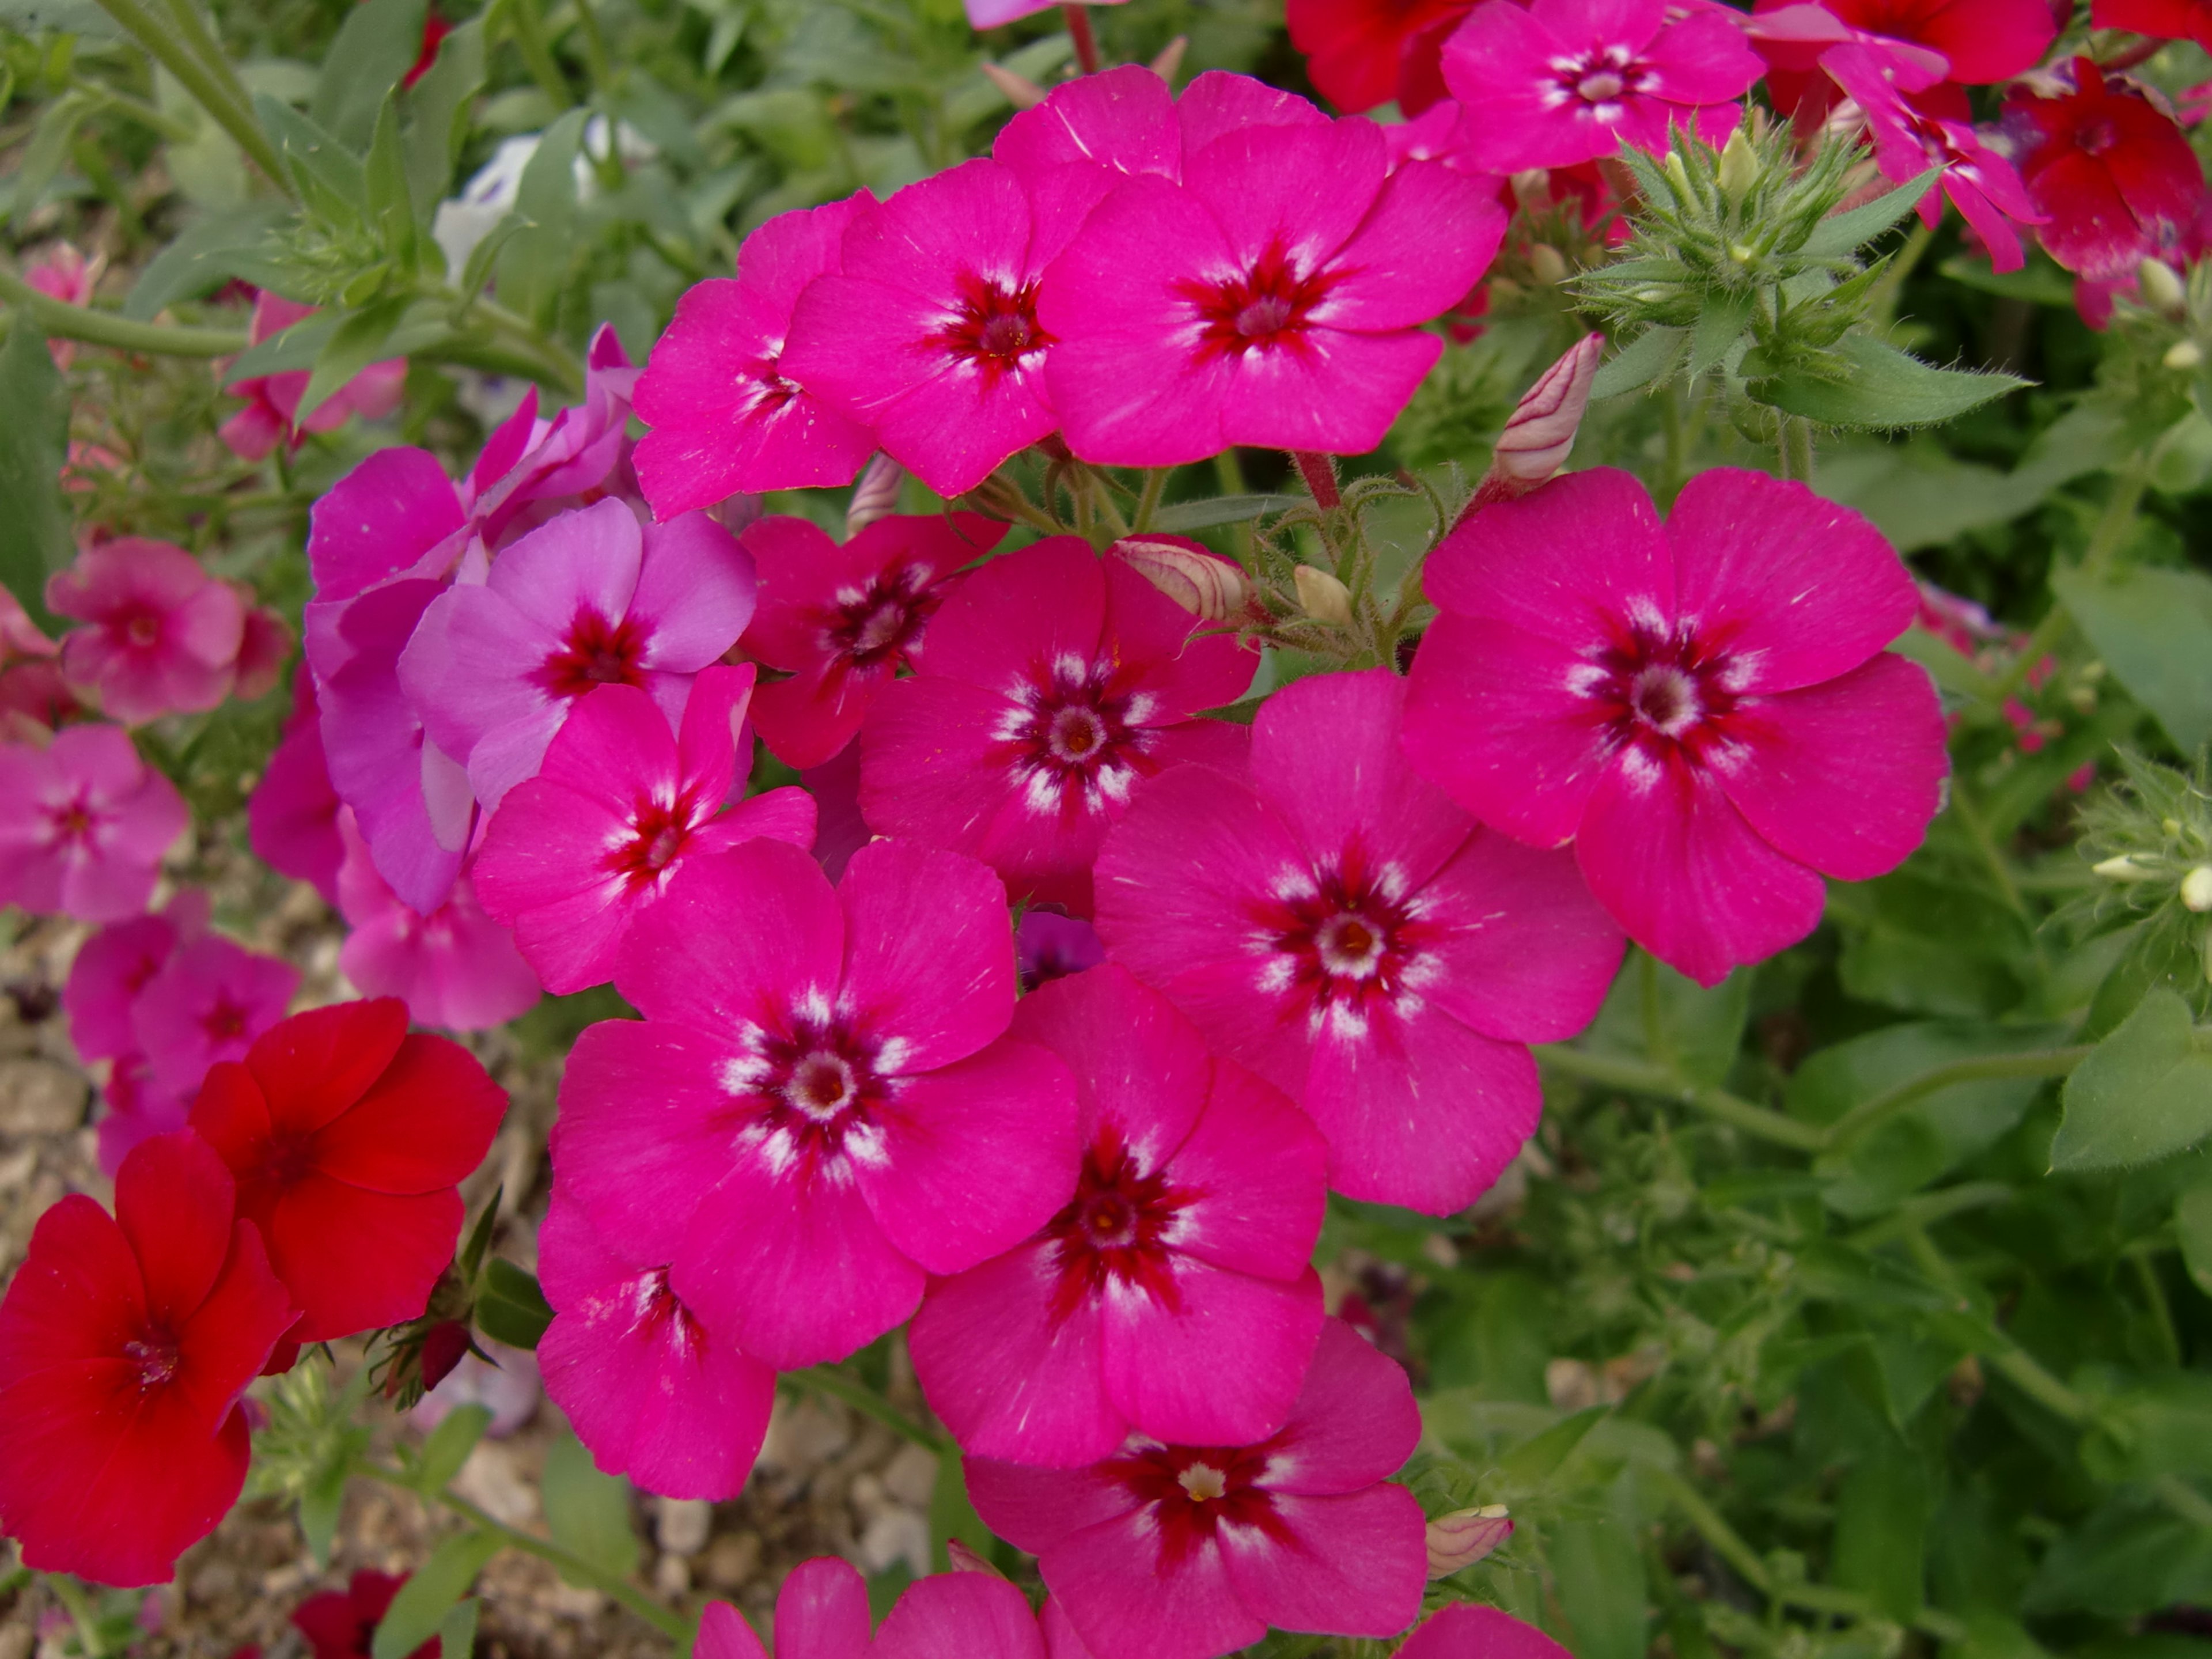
(1402, 467, 1950, 986)
(132, 932, 299, 1098)
(1749, 0, 2054, 120)
(740, 512, 1007, 770)
(910, 963, 1328, 1466)
(48, 539, 247, 724)
(188, 997, 507, 1343)
(410, 1335, 538, 1437)
(1439, 0, 1763, 172)
(0, 1130, 294, 1586)
(249, 672, 346, 906)
(1095, 670, 1622, 1214)
(858, 537, 1254, 915)
(293, 1570, 439, 1659)
(2006, 59, 2210, 279)
(1287, 0, 1478, 113)
(473, 665, 819, 995)
(2094, 0, 2212, 54)
(0, 723, 187, 922)
(696, 1555, 1062, 1658)
(221, 293, 405, 462)
(965, 1319, 1428, 1659)
(334, 810, 543, 1032)
(634, 196, 880, 513)
(553, 837, 1080, 1370)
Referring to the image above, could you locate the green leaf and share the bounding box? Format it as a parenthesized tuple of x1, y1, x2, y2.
(1545, 1474, 1647, 1659)
(364, 97, 416, 270)
(1148, 494, 1298, 533)
(311, 0, 430, 150)
(1750, 333, 2028, 430)
(1800, 166, 1942, 259)
(1498, 1405, 1610, 1486)
(372, 1530, 500, 1659)
(2052, 989, 2212, 1172)
(1577, 948, 1748, 1086)
(414, 1403, 491, 1495)
(124, 204, 292, 319)
(476, 1259, 552, 1350)
(1590, 326, 1687, 399)
(2051, 562, 2212, 754)
(1687, 288, 1754, 379)
(436, 1599, 478, 1659)
(457, 1189, 501, 1287)
(2180, 1184, 2212, 1297)
(927, 1447, 991, 1573)
(5, 88, 93, 228)
(1831, 1442, 1931, 1620)
(293, 298, 408, 426)
(495, 107, 588, 323)
(0, 317, 72, 636)
(1938, 253, 2076, 307)
(541, 1430, 639, 1586)
(255, 94, 368, 224)
(0, 0, 120, 35)
(298, 1457, 350, 1569)
(2026, 1494, 2212, 1618)
(224, 309, 341, 382)
(402, 18, 487, 215)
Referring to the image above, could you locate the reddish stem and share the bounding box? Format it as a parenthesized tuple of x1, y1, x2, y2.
(1063, 3, 1101, 74)
(1292, 450, 1341, 509)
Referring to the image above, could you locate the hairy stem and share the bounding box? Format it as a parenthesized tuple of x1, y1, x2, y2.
(1, 266, 247, 356)
(1536, 1046, 1828, 1152)
(1820, 1047, 2089, 1152)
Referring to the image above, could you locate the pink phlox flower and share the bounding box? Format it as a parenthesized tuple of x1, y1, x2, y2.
(782, 160, 1069, 499)
(741, 512, 1006, 770)
(400, 498, 757, 815)
(1825, 43, 2044, 271)
(858, 537, 1254, 916)
(554, 837, 1080, 1370)
(0, 587, 56, 662)
(249, 673, 346, 906)
(697, 1556, 1058, 1659)
(1377, 97, 1506, 185)
(802, 740, 870, 884)
(537, 1187, 773, 1500)
(220, 293, 406, 462)
(1017, 909, 1105, 991)
(635, 196, 880, 512)
(1439, 0, 1763, 171)
(991, 65, 1185, 256)
(92, 1052, 191, 1179)
(48, 539, 247, 724)
(334, 809, 541, 1031)
(1397, 1604, 1577, 1659)
(233, 606, 293, 703)
(967, 0, 1128, 24)
(1097, 669, 1622, 1214)
(0, 724, 187, 921)
(1036, 107, 1507, 466)
(1402, 467, 1950, 987)
(131, 932, 300, 1098)
(66, 888, 211, 1063)
(474, 665, 819, 995)
(910, 963, 1328, 1465)
(965, 1319, 1429, 1659)
(467, 328, 645, 550)
(24, 244, 102, 369)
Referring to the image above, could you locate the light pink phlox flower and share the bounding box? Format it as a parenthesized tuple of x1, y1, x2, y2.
(24, 244, 100, 369)
(0, 724, 187, 922)
(553, 838, 1080, 1369)
(698, 1556, 1058, 1659)
(859, 537, 1253, 916)
(1096, 670, 1623, 1214)
(1036, 109, 1507, 465)
(1825, 43, 2044, 272)
(1439, 0, 1764, 171)
(634, 198, 880, 512)
(1398, 1604, 1577, 1659)
(249, 673, 346, 906)
(965, 1319, 1429, 1659)
(0, 588, 56, 662)
(537, 1188, 774, 1501)
(910, 963, 1327, 1465)
(48, 539, 247, 724)
(334, 810, 541, 1031)
(64, 888, 209, 1062)
(400, 498, 756, 814)
(220, 293, 406, 461)
(473, 666, 819, 995)
(1401, 467, 1949, 986)
(131, 932, 300, 1097)
(741, 512, 1006, 770)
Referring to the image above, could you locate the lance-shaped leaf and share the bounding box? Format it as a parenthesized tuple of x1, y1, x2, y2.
(0, 317, 71, 635)
(1750, 334, 2027, 430)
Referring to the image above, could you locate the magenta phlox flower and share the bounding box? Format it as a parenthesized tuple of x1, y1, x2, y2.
(634, 197, 880, 512)
(48, 539, 247, 724)
(1035, 110, 1506, 465)
(698, 1556, 1057, 1659)
(1399, 1604, 1577, 1659)
(400, 499, 756, 816)
(132, 933, 299, 1097)
(1439, 0, 1763, 171)
(92, 1054, 191, 1179)
(65, 889, 209, 1063)
(1096, 670, 1622, 1214)
(910, 963, 1327, 1467)
(967, 0, 1128, 24)
(334, 810, 541, 1031)
(220, 293, 405, 461)
(554, 838, 1080, 1370)
(1402, 467, 1949, 986)
(859, 537, 1253, 916)
(468, 328, 642, 548)
(249, 674, 346, 906)
(992, 65, 1184, 255)
(741, 512, 1006, 770)
(474, 666, 818, 995)
(537, 1188, 774, 1501)
(1018, 910, 1106, 991)
(0, 724, 187, 922)
(966, 1319, 1428, 1659)
(804, 740, 870, 884)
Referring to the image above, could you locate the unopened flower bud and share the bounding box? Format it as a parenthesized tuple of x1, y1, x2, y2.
(2094, 853, 2158, 881)
(2141, 258, 2187, 315)
(1149, 35, 1188, 81)
(979, 61, 1049, 111)
(1114, 537, 1250, 621)
(946, 1540, 1006, 1577)
(1663, 150, 1691, 194)
(845, 452, 904, 539)
(2184, 865, 2212, 911)
(2166, 339, 2205, 370)
(1427, 1505, 1513, 1577)
(1461, 334, 1603, 521)
(1717, 127, 1758, 199)
(1293, 565, 1353, 625)
(1528, 244, 1570, 286)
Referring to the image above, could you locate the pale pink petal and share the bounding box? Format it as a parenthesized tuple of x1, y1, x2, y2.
(631, 513, 757, 672)
(486, 499, 643, 636)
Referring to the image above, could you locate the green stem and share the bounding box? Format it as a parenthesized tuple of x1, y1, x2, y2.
(94, 0, 290, 192)
(503, 0, 578, 108)
(2081, 453, 2150, 580)
(1845, 1181, 2014, 1249)
(1536, 1046, 1828, 1153)
(2157, 1475, 2212, 1530)
(73, 81, 198, 142)
(571, 0, 614, 91)
(46, 1577, 111, 1659)
(0, 267, 247, 357)
(790, 1366, 948, 1453)
(355, 1461, 687, 1639)
(1778, 414, 1815, 483)
(1131, 467, 1168, 533)
(2135, 1251, 2183, 1368)
(1820, 1047, 2089, 1153)
(1947, 781, 2032, 922)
